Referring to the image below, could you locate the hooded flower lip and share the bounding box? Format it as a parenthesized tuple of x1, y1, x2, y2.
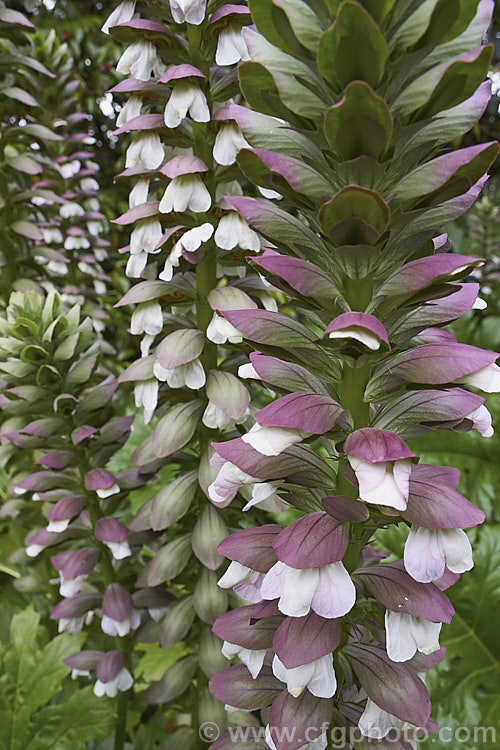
(213, 122, 250, 166)
(241, 423, 309, 456)
(208, 460, 258, 506)
(385, 611, 442, 663)
(169, 0, 207, 25)
(215, 25, 251, 65)
(102, 1, 136, 34)
(164, 78, 210, 129)
(345, 428, 417, 511)
(325, 312, 390, 351)
(130, 301, 163, 336)
(217, 561, 266, 603)
(206, 286, 258, 344)
(134, 379, 158, 424)
(159, 223, 213, 281)
(125, 132, 164, 171)
(404, 527, 474, 583)
(116, 40, 164, 81)
(272, 653, 336, 699)
(261, 560, 356, 619)
(214, 211, 260, 251)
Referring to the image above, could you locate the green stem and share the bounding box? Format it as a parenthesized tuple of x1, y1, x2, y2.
(114, 688, 130, 750)
(196, 246, 217, 372)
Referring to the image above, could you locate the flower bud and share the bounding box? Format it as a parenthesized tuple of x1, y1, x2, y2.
(159, 596, 196, 649)
(198, 628, 228, 678)
(193, 569, 228, 624)
(192, 504, 228, 571)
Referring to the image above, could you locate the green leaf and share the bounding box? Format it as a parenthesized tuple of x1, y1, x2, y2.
(249, 0, 324, 57)
(0, 607, 114, 750)
(134, 642, 191, 684)
(324, 81, 393, 161)
(318, 1, 387, 89)
(236, 149, 333, 206)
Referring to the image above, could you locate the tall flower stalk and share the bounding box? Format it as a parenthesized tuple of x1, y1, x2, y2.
(104, 0, 278, 739)
(204, 1, 500, 748)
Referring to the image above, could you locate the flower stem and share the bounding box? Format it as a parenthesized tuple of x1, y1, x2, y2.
(114, 688, 130, 750)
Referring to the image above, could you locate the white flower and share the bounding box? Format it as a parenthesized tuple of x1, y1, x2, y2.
(159, 175, 211, 214)
(116, 41, 164, 81)
(206, 312, 243, 344)
(159, 245, 182, 282)
(59, 159, 81, 178)
(96, 484, 120, 499)
(58, 617, 84, 634)
(404, 526, 473, 583)
(60, 202, 85, 219)
(26, 544, 45, 558)
(80, 177, 99, 193)
(126, 133, 164, 171)
(217, 561, 265, 603)
(42, 227, 63, 244)
(59, 573, 87, 598)
(385, 610, 442, 662)
(117, 95, 143, 128)
(222, 641, 266, 679)
(328, 326, 383, 350)
(129, 178, 150, 208)
(169, 0, 206, 25)
(457, 363, 500, 392)
(261, 561, 356, 619)
(213, 123, 250, 166)
(101, 610, 141, 637)
(467, 404, 494, 437)
(216, 26, 250, 66)
(134, 379, 159, 424)
(241, 423, 309, 456)
(208, 461, 257, 504)
(105, 540, 132, 561)
(242, 482, 282, 512)
(131, 301, 163, 336)
(164, 83, 210, 128)
(215, 212, 260, 252)
(215, 179, 243, 203)
(166, 222, 214, 269)
(64, 235, 90, 251)
(272, 653, 336, 699)
(153, 358, 206, 389)
(348, 456, 412, 512)
(47, 519, 71, 533)
(94, 668, 133, 698)
(130, 220, 163, 255)
(202, 401, 234, 430)
(102, 0, 136, 34)
(126, 252, 148, 278)
(238, 362, 260, 380)
(359, 698, 417, 739)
